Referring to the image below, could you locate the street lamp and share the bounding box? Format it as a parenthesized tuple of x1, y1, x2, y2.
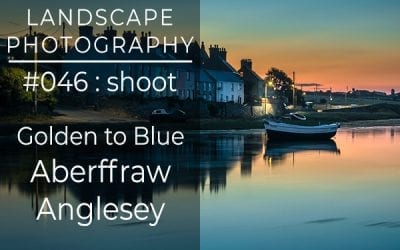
(292, 71, 296, 108)
(292, 83, 296, 107)
(264, 79, 273, 115)
(265, 80, 273, 98)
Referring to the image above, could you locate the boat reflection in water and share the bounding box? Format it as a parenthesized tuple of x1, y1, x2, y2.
(264, 139, 340, 167)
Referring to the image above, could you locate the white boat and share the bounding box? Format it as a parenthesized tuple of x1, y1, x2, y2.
(264, 119, 340, 140)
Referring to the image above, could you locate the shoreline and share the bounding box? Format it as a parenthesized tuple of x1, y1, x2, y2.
(0, 118, 399, 135)
(2, 102, 400, 133)
(0, 118, 398, 146)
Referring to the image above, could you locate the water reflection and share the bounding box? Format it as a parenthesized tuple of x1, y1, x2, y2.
(198, 133, 264, 191)
(2, 127, 400, 214)
(201, 127, 400, 250)
(0, 133, 265, 202)
(349, 126, 399, 141)
(0, 139, 203, 249)
(1, 127, 400, 249)
(0, 144, 201, 217)
(265, 139, 340, 167)
(3, 127, 400, 215)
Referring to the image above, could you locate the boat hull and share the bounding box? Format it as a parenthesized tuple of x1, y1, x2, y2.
(266, 129, 337, 141)
(264, 120, 339, 141)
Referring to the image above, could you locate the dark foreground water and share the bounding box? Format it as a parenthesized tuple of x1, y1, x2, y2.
(1, 127, 399, 250)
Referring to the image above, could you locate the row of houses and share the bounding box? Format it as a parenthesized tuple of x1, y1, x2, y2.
(62, 26, 268, 104)
(2, 26, 267, 105)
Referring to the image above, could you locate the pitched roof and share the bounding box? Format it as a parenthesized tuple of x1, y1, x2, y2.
(238, 65, 263, 81)
(206, 69, 243, 82)
(199, 69, 214, 82)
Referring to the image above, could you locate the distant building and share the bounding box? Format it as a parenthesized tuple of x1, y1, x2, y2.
(372, 91, 387, 97)
(352, 89, 387, 98)
(238, 59, 264, 103)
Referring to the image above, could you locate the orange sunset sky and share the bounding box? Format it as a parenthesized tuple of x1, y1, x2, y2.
(201, 0, 400, 93)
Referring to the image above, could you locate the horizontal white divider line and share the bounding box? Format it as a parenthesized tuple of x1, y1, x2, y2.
(9, 60, 193, 64)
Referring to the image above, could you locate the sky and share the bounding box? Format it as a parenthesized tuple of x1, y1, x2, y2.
(0, 0, 399, 92)
(201, 0, 400, 92)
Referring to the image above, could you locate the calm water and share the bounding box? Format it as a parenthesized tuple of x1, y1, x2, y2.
(1, 127, 400, 249)
(201, 127, 400, 250)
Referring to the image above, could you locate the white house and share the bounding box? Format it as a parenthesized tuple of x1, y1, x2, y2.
(206, 69, 244, 104)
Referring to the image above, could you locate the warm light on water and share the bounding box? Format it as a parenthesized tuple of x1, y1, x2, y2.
(1, 127, 399, 249)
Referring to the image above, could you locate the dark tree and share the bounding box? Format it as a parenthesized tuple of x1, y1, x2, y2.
(265, 67, 304, 105)
(0, 67, 57, 113)
(266, 67, 293, 93)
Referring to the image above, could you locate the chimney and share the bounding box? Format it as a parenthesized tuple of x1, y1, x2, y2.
(220, 47, 227, 61)
(209, 45, 219, 58)
(208, 44, 227, 61)
(241, 59, 252, 70)
(209, 45, 217, 58)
